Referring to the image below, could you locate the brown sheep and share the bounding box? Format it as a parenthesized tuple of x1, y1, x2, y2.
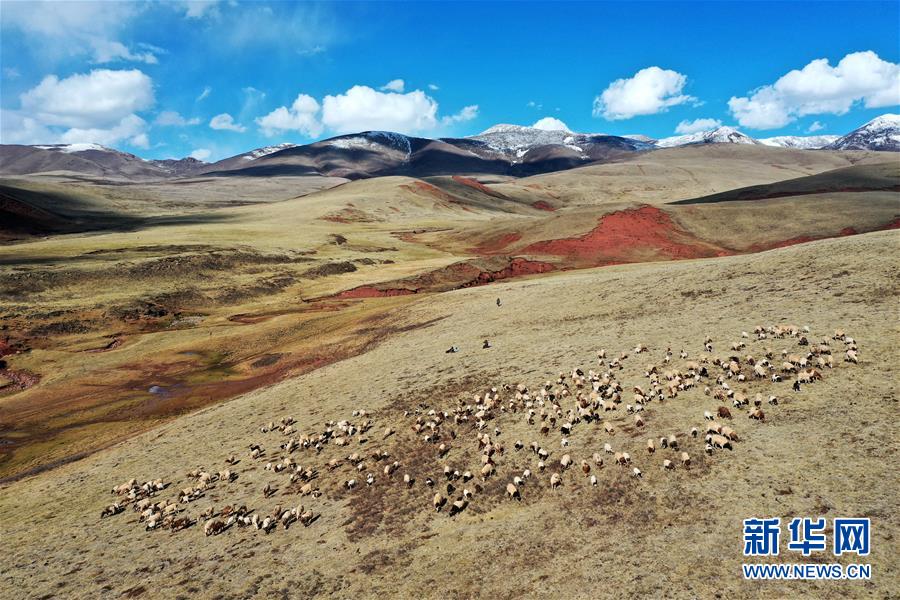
(717, 406, 732, 420)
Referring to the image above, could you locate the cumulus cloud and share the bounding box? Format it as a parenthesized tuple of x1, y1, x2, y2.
(209, 113, 246, 132)
(321, 86, 438, 134)
(190, 148, 212, 161)
(442, 105, 479, 125)
(155, 111, 201, 126)
(380, 79, 405, 93)
(58, 114, 149, 147)
(3, 69, 154, 147)
(531, 117, 570, 132)
(593, 66, 696, 120)
(21, 69, 154, 129)
(254, 85, 477, 138)
(674, 118, 722, 134)
(807, 121, 825, 133)
(728, 51, 900, 129)
(256, 94, 323, 137)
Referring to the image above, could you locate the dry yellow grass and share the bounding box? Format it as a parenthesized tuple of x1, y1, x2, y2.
(1, 230, 897, 599)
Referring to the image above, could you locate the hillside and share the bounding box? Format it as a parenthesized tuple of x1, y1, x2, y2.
(1, 231, 896, 599)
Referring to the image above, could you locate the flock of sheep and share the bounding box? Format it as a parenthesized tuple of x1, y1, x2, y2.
(101, 324, 861, 537)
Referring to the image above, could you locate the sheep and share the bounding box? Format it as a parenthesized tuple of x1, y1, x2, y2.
(590, 475, 598, 486)
(604, 443, 613, 454)
(506, 483, 521, 501)
(632, 467, 642, 478)
(604, 422, 614, 434)
(667, 435, 678, 449)
(100, 503, 123, 519)
(480, 463, 494, 481)
(634, 414, 645, 428)
(709, 434, 732, 450)
(680, 452, 691, 467)
(433, 493, 446, 512)
(705, 443, 714, 455)
(749, 408, 765, 421)
(717, 406, 732, 420)
(704, 410, 714, 421)
(560, 454, 572, 469)
(592, 453, 604, 466)
(449, 499, 468, 516)
(845, 349, 859, 364)
(663, 459, 675, 471)
(580, 460, 591, 476)
(204, 519, 226, 536)
(646, 439, 656, 454)
(690, 427, 699, 438)
(550, 473, 562, 489)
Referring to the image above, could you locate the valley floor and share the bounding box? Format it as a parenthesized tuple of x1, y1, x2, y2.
(1, 231, 897, 599)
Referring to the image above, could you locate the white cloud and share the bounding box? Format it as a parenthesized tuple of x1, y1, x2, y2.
(181, 1, 223, 19)
(20, 69, 154, 129)
(196, 86, 212, 101)
(728, 51, 900, 129)
(210, 113, 246, 132)
(807, 121, 825, 133)
(58, 114, 149, 147)
(0, 109, 55, 144)
(254, 86, 477, 138)
(190, 148, 212, 161)
(321, 86, 439, 134)
(526, 101, 543, 110)
(3, 67, 20, 79)
(0, 1, 158, 65)
(90, 39, 158, 64)
(674, 117, 722, 134)
(442, 105, 479, 125)
(380, 79, 405, 93)
(428, 83, 439, 91)
(593, 66, 696, 120)
(155, 111, 201, 126)
(532, 117, 570, 131)
(256, 94, 323, 137)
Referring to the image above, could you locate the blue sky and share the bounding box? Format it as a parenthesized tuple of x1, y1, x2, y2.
(1, 1, 898, 161)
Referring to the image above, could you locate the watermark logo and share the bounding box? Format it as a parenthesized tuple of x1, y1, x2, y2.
(742, 517, 872, 580)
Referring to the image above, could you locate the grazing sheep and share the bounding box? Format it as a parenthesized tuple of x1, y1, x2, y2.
(680, 452, 690, 467)
(845, 349, 859, 364)
(717, 406, 732, 420)
(560, 454, 572, 469)
(690, 427, 699, 438)
(667, 435, 678, 449)
(433, 493, 446, 512)
(449, 499, 468, 516)
(506, 483, 521, 501)
(550, 473, 562, 489)
(590, 475, 598, 486)
(749, 408, 765, 421)
(632, 467, 642, 478)
(634, 415, 645, 427)
(663, 459, 675, 471)
(604, 422, 614, 434)
(604, 443, 613, 454)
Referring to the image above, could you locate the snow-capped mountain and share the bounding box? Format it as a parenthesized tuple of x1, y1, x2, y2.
(656, 126, 760, 148)
(463, 124, 652, 161)
(241, 143, 299, 160)
(34, 143, 118, 154)
(758, 135, 840, 150)
(824, 114, 900, 151)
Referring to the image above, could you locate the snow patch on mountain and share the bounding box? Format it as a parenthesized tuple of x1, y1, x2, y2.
(757, 135, 840, 150)
(656, 126, 759, 148)
(241, 143, 298, 160)
(824, 114, 900, 151)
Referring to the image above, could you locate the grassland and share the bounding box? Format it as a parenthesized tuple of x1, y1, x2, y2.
(0, 230, 897, 599)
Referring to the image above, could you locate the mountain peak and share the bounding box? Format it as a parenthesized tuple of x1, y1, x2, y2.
(825, 113, 900, 151)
